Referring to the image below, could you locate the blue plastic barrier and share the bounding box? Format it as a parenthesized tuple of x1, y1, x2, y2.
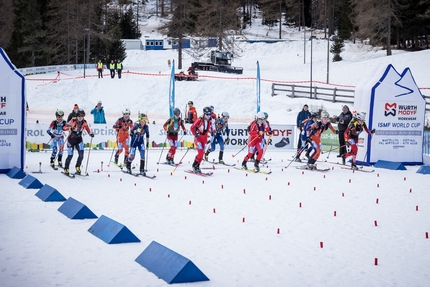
(87, 215, 140, 244)
(7, 166, 26, 179)
(18, 175, 43, 189)
(135, 241, 209, 284)
(35, 184, 66, 202)
(374, 160, 407, 170)
(58, 197, 98, 219)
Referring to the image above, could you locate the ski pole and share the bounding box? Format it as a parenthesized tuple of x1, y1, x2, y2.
(84, 136, 93, 176)
(285, 144, 307, 170)
(156, 136, 168, 164)
(325, 144, 334, 159)
(145, 140, 149, 172)
(261, 134, 273, 161)
(360, 133, 374, 168)
(109, 132, 118, 165)
(232, 135, 260, 158)
(171, 147, 190, 174)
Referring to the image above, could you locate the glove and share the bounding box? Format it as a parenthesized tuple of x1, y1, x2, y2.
(371, 129, 376, 134)
(183, 130, 187, 135)
(137, 128, 141, 133)
(335, 130, 339, 134)
(195, 133, 199, 138)
(258, 131, 264, 137)
(306, 138, 312, 145)
(225, 137, 230, 145)
(49, 133, 55, 139)
(89, 133, 94, 138)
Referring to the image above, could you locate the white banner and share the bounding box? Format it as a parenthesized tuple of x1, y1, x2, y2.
(355, 64, 425, 165)
(27, 123, 296, 151)
(0, 48, 26, 172)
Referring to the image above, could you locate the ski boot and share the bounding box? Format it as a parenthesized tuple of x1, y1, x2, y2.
(114, 155, 119, 165)
(63, 168, 70, 175)
(294, 156, 302, 162)
(218, 151, 224, 164)
(57, 155, 62, 168)
(50, 157, 55, 167)
(125, 161, 132, 174)
(307, 163, 316, 170)
(254, 160, 260, 172)
(241, 160, 248, 170)
(140, 160, 146, 176)
(75, 166, 81, 175)
(192, 161, 201, 173)
(204, 150, 210, 161)
(351, 162, 358, 170)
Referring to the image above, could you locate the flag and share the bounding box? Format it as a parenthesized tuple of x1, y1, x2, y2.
(169, 60, 175, 117)
(256, 61, 261, 113)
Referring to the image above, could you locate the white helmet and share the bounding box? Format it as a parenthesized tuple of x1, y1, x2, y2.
(221, 111, 230, 119)
(321, 111, 330, 118)
(122, 108, 131, 115)
(256, 111, 265, 120)
(356, 112, 365, 121)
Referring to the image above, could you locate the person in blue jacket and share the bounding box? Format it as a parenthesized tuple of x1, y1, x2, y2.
(90, 101, 106, 124)
(294, 104, 311, 161)
(125, 114, 150, 175)
(204, 111, 230, 164)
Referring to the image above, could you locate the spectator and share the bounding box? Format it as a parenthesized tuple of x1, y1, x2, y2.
(96, 60, 103, 78)
(67, 104, 79, 122)
(186, 101, 197, 124)
(116, 60, 123, 79)
(109, 59, 116, 79)
(334, 105, 353, 161)
(294, 104, 311, 160)
(90, 100, 107, 124)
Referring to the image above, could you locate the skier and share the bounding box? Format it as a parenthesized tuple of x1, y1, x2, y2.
(204, 111, 230, 164)
(47, 110, 67, 168)
(190, 106, 216, 173)
(294, 112, 319, 162)
(305, 111, 338, 170)
(334, 105, 353, 160)
(63, 109, 94, 175)
(125, 115, 150, 175)
(112, 109, 133, 166)
(163, 108, 187, 164)
(242, 111, 270, 171)
(343, 112, 375, 169)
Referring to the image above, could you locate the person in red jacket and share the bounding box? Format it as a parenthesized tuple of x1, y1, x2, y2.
(112, 109, 133, 166)
(242, 111, 271, 172)
(163, 108, 187, 164)
(186, 101, 197, 123)
(343, 112, 375, 169)
(190, 106, 216, 172)
(305, 111, 338, 170)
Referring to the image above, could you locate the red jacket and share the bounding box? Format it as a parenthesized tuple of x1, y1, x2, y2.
(191, 116, 216, 137)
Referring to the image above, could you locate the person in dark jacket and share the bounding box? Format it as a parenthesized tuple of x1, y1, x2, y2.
(335, 105, 353, 161)
(67, 104, 79, 122)
(294, 104, 311, 161)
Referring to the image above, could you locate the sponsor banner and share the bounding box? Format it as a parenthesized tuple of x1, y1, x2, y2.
(355, 64, 425, 164)
(0, 48, 26, 172)
(26, 123, 296, 150)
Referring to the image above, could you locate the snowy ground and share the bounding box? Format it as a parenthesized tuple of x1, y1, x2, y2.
(2, 9, 430, 287)
(2, 149, 430, 287)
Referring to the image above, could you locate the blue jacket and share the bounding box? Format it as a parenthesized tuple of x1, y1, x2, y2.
(130, 122, 149, 147)
(296, 109, 311, 128)
(91, 106, 106, 124)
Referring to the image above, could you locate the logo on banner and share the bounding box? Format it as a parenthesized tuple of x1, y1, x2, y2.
(384, 103, 396, 117)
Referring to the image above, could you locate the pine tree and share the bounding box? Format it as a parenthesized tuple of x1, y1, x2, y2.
(330, 35, 344, 61)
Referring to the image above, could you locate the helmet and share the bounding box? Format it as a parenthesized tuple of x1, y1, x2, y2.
(122, 108, 131, 116)
(55, 110, 64, 117)
(210, 105, 214, 111)
(173, 108, 181, 115)
(76, 109, 85, 117)
(256, 111, 265, 120)
(321, 111, 330, 119)
(203, 106, 212, 114)
(221, 111, 230, 119)
(139, 115, 148, 122)
(263, 112, 268, 119)
(311, 112, 319, 118)
(356, 112, 365, 121)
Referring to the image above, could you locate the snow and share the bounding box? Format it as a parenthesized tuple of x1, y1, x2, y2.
(2, 14, 430, 287)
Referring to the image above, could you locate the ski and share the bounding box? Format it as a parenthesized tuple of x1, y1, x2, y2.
(73, 172, 89, 177)
(122, 170, 156, 179)
(61, 171, 75, 178)
(184, 170, 213, 176)
(234, 167, 272, 175)
(340, 167, 375, 173)
(160, 162, 181, 167)
(296, 166, 330, 172)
